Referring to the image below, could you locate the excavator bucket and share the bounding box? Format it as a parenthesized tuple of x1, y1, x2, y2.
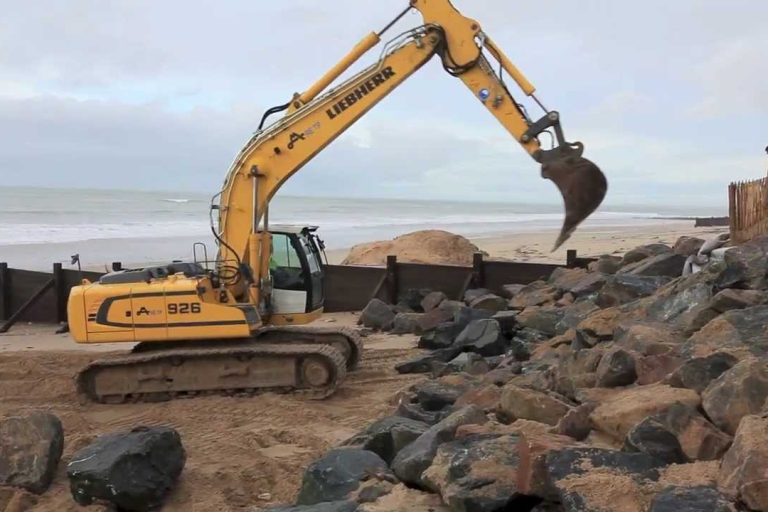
(541, 155, 607, 251)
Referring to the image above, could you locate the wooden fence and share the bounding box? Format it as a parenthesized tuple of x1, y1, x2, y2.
(729, 177, 768, 243)
(0, 251, 593, 329)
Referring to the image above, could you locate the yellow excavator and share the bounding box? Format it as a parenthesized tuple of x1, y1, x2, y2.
(68, 0, 607, 403)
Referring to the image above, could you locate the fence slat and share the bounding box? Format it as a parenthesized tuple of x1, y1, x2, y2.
(729, 176, 768, 243)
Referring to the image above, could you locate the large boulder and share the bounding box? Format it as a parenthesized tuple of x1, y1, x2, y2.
(510, 281, 562, 309)
(588, 255, 623, 275)
(297, 448, 391, 506)
(0, 411, 63, 494)
(422, 434, 522, 511)
(549, 268, 608, 298)
(397, 288, 431, 312)
(67, 426, 185, 511)
(716, 235, 768, 290)
(517, 307, 566, 337)
(342, 416, 429, 465)
(395, 347, 461, 374)
(595, 347, 637, 388)
(417, 322, 463, 350)
(670, 352, 738, 394)
(701, 358, 768, 435)
(709, 288, 767, 313)
(468, 294, 508, 313)
(391, 313, 423, 335)
(391, 405, 487, 487)
(673, 236, 706, 257)
(589, 384, 700, 441)
(642, 403, 732, 461)
(625, 416, 687, 464)
(499, 385, 573, 426)
(621, 243, 673, 267)
(517, 432, 579, 500)
(649, 486, 735, 512)
(264, 502, 360, 512)
(417, 302, 459, 332)
(360, 299, 396, 331)
(685, 306, 768, 359)
(410, 379, 470, 412)
(544, 448, 665, 510)
(420, 291, 447, 312)
(596, 274, 671, 308)
(454, 319, 508, 357)
(718, 414, 768, 511)
(554, 301, 600, 336)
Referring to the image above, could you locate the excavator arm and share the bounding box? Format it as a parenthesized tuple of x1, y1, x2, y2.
(214, 0, 607, 304)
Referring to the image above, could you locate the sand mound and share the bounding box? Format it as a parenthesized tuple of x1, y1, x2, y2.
(341, 230, 484, 266)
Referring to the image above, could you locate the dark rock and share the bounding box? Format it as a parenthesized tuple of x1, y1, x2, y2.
(644, 403, 732, 461)
(507, 339, 531, 362)
(342, 416, 429, 465)
(453, 305, 494, 329)
(649, 486, 735, 512)
(716, 235, 768, 290)
(0, 411, 63, 494)
(554, 404, 595, 441)
(549, 268, 607, 297)
(468, 293, 508, 313)
(595, 347, 637, 388)
(395, 402, 448, 426)
(360, 299, 395, 331)
(648, 282, 713, 323)
(672, 352, 738, 394)
(614, 322, 684, 354)
(517, 307, 566, 337)
(391, 312, 424, 335)
(621, 243, 673, 267)
(263, 501, 359, 512)
(702, 358, 768, 435)
(463, 288, 493, 304)
(296, 448, 391, 506)
(510, 281, 562, 309)
(395, 347, 461, 375)
(67, 426, 185, 511)
(589, 255, 622, 275)
(391, 405, 487, 487)
(455, 385, 502, 411)
(624, 417, 687, 464)
(445, 352, 490, 375)
(555, 301, 600, 336)
(501, 284, 526, 299)
(686, 306, 768, 359)
(398, 288, 431, 312)
(544, 448, 665, 508)
(492, 310, 518, 337)
(514, 327, 550, 345)
(455, 319, 508, 357)
(420, 291, 447, 312)
(710, 288, 768, 313)
(596, 274, 672, 308)
(412, 380, 467, 412)
(422, 434, 521, 511)
(675, 304, 720, 337)
(417, 322, 463, 350)
(621, 253, 687, 278)
(499, 385, 572, 426)
(672, 236, 706, 257)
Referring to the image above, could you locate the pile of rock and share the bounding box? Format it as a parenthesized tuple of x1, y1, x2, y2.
(0, 411, 185, 511)
(271, 235, 768, 512)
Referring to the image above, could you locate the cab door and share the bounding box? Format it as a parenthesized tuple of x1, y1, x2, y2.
(269, 233, 309, 314)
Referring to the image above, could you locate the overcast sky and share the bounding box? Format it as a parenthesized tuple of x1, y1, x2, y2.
(1, 0, 766, 210)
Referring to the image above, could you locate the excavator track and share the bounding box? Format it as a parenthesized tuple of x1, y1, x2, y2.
(132, 325, 364, 370)
(252, 325, 364, 370)
(77, 342, 347, 404)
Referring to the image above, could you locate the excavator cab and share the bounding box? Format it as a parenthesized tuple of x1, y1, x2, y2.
(267, 226, 325, 321)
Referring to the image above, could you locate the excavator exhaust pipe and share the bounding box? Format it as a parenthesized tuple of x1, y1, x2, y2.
(541, 154, 607, 251)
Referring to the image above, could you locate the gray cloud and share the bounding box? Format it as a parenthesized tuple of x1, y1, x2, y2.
(1, 0, 766, 211)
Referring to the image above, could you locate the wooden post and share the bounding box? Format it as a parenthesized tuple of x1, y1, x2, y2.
(385, 255, 398, 304)
(0, 263, 9, 321)
(566, 249, 577, 268)
(53, 262, 67, 323)
(471, 252, 484, 288)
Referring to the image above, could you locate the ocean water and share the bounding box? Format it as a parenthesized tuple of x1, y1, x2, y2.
(0, 186, 723, 270)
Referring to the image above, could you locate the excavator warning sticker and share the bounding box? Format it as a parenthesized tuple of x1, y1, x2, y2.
(325, 67, 396, 120)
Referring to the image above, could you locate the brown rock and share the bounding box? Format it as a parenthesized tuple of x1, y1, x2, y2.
(673, 236, 706, 257)
(416, 307, 454, 332)
(621, 243, 673, 266)
(701, 358, 768, 435)
(718, 415, 768, 511)
(499, 385, 573, 426)
(507, 419, 553, 436)
(420, 291, 447, 313)
(510, 281, 562, 309)
(590, 384, 700, 441)
(710, 288, 767, 314)
(454, 385, 501, 412)
(554, 403, 596, 441)
(635, 353, 684, 385)
(517, 432, 579, 500)
(684, 306, 768, 359)
(595, 347, 637, 388)
(359, 483, 449, 512)
(588, 255, 622, 275)
(468, 293, 508, 313)
(615, 322, 685, 354)
(648, 403, 732, 461)
(575, 307, 622, 345)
